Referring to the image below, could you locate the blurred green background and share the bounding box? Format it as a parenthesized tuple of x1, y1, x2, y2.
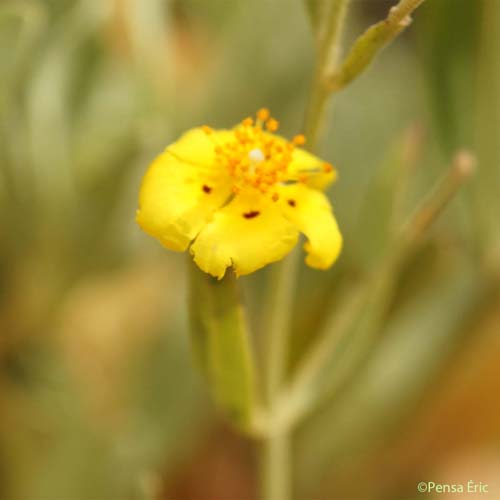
(1, 0, 499, 499)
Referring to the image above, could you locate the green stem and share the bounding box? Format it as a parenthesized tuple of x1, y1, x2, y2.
(403, 150, 476, 242)
(261, 249, 300, 500)
(265, 249, 301, 403)
(303, 70, 330, 151)
(260, 2, 351, 499)
(261, 429, 291, 500)
(303, 0, 350, 149)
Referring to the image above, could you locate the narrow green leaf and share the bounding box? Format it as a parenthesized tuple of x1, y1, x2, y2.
(329, 0, 426, 91)
(188, 263, 256, 431)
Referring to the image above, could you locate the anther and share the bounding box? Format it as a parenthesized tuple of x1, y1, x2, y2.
(266, 118, 279, 132)
(209, 109, 314, 199)
(257, 108, 270, 121)
(323, 163, 334, 173)
(242, 117, 253, 127)
(293, 134, 306, 146)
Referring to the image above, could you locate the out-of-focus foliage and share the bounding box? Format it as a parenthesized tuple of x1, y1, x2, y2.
(0, 1, 499, 499)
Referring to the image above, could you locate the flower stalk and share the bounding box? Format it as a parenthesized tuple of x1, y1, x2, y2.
(261, 248, 301, 500)
(304, 0, 350, 149)
(261, 2, 352, 499)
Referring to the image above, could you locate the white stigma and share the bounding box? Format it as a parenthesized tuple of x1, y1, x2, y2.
(248, 148, 265, 164)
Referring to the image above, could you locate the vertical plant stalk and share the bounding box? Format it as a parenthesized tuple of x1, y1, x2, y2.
(259, 2, 430, 498)
(261, 248, 301, 500)
(261, 2, 351, 500)
(304, 0, 350, 149)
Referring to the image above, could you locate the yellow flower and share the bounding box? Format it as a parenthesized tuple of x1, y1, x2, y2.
(136, 109, 342, 279)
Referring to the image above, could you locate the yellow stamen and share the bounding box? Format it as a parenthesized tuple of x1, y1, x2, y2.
(257, 108, 270, 121)
(266, 118, 279, 132)
(209, 109, 330, 198)
(293, 134, 306, 146)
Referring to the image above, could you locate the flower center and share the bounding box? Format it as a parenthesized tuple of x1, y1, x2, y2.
(248, 148, 265, 164)
(203, 109, 308, 199)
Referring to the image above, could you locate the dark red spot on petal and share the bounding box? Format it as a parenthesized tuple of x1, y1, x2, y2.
(288, 199, 296, 207)
(243, 210, 260, 219)
(202, 185, 212, 194)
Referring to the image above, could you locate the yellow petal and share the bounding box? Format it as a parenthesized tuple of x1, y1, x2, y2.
(191, 192, 299, 279)
(278, 183, 342, 269)
(167, 127, 234, 166)
(261, 132, 337, 189)
(136, 151, 231, 251)
(288, 146, 337, 189)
